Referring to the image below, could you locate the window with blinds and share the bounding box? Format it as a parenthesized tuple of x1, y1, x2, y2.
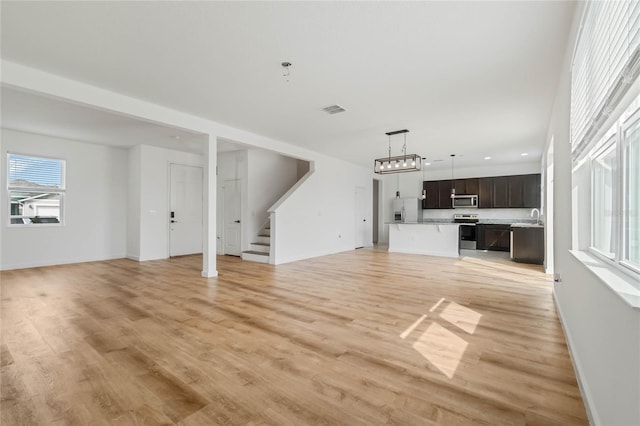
(7, 153, 66, 225)
(571, 1, 640, 155)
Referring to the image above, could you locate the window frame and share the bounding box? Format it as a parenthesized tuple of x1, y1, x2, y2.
(589, 134, 618, 261)
(7, 152, 66, 227)
(587, 102, 640, 282)
(620, 109, 640, 275)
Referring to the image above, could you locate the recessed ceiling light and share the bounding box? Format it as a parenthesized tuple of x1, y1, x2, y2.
(484, 156, 492, 160)
(521, 152, 529, 156)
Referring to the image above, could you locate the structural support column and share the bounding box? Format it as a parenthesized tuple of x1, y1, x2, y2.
(202, 134, 218, 277)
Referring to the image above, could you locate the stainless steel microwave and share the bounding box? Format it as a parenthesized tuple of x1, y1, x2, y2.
(452, 194, 478, 208)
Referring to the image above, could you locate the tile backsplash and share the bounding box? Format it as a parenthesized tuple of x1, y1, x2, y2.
(423, 207, 538, 221)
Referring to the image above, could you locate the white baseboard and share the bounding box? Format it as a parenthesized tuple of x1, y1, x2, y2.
(388, 248, 459, 258)
(553, 288, 598, 426)
(0, 253, 126, 271)
(201, 269, 218, 278)
(273, 246, 354, 265)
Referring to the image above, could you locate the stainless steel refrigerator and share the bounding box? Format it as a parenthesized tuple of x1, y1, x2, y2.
(392, 197, 422, 223)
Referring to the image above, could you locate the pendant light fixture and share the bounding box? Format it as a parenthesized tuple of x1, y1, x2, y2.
(374, 129, 422, 174)
(450, 154, 456, 198)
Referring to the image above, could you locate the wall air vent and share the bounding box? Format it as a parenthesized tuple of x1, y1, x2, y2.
(322, 104, 347, 115)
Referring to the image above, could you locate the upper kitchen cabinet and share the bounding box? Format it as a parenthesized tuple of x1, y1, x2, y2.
(421, 180, 451, 209)
(423, 173, 540, 209)
(478, 178, 493, 208)
(509, 174, 542, 208)
(438, 180, 453, 209)
(422, 181, 439, 209)
(454, 178, 479, 195)
(522, 174, 541, 208)
(509, 175, 526, 207)
(492, 176, 510, 208)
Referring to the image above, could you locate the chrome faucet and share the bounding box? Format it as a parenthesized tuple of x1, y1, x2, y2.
(530, 208, 541, 225)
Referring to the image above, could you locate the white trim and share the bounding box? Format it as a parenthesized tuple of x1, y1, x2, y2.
(570, 250, 640, 309)
(0, 253, 126, 271)
(273, 247, 355, 265)
(201, 269, 218, 278)
(388, 248, 459, 258)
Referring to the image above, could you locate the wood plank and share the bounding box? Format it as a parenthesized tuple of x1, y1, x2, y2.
(0, 249, 587, 424)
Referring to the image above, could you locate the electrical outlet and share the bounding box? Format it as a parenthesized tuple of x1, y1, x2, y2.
(554, 273, 562, 284)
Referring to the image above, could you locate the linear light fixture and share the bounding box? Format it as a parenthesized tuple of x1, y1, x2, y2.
(374, 129, 422, 174)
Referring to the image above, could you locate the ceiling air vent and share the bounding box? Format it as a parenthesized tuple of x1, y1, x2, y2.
(322, 104, 347, 115)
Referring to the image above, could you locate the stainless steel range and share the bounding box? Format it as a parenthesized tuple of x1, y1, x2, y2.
(454, 214, 478, 250)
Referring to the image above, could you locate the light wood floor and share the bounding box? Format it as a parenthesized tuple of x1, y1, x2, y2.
(1, 250, 587, 425)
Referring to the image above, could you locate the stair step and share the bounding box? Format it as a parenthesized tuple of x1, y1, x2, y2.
(249, 243, 270, 253)
(252, 242, 270, 246)
(255, 235, 271, 244)
(241, 250, 269, 263)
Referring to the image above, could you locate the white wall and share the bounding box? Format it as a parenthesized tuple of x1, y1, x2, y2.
(246, 149, 299, 248)
(545, 4, 640, 425)
(134, 144, 204, 261)
(271, 155, 372, 264)
(0, 129, 127, 270)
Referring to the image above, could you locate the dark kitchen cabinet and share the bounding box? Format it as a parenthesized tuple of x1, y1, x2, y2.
(523, 174, 541, 208)
(509, 174, 541, 208)
(478, 178, 493, 208)
(512, 226, 544, 264)
(477, 224, 511, 251)
(422, 173, 540, 209)
(492, 177, 510, 208)
(454, 178, 479, 195)
(509, 175, 526, 208)
(422, 181, 439, 209)
(438, 180, 453, 209)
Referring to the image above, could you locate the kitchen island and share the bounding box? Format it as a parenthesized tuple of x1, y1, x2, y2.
(388, 222, 460, 258)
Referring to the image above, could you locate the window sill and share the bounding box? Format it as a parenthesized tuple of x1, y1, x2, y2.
(569, 250, 640, 310)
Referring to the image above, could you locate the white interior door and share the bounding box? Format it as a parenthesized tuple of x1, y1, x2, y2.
(224, 179, 242, 256)
(169, 164, 203, 256)
(355, 186, 366, 248)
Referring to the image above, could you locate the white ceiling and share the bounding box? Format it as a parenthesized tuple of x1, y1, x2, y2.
(0, 1, 575, 170)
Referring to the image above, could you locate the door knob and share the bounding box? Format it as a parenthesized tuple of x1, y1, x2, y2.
(170, 220, 177, 223)
(363, 219, 366, 222)
(234, 220, 241, 223)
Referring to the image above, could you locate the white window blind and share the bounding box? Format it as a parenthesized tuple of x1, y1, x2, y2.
(571, 1, 640, 155)
(8, 153, 65, 189)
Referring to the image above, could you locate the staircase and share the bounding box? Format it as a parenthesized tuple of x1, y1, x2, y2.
(241, 222, 271, 264)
